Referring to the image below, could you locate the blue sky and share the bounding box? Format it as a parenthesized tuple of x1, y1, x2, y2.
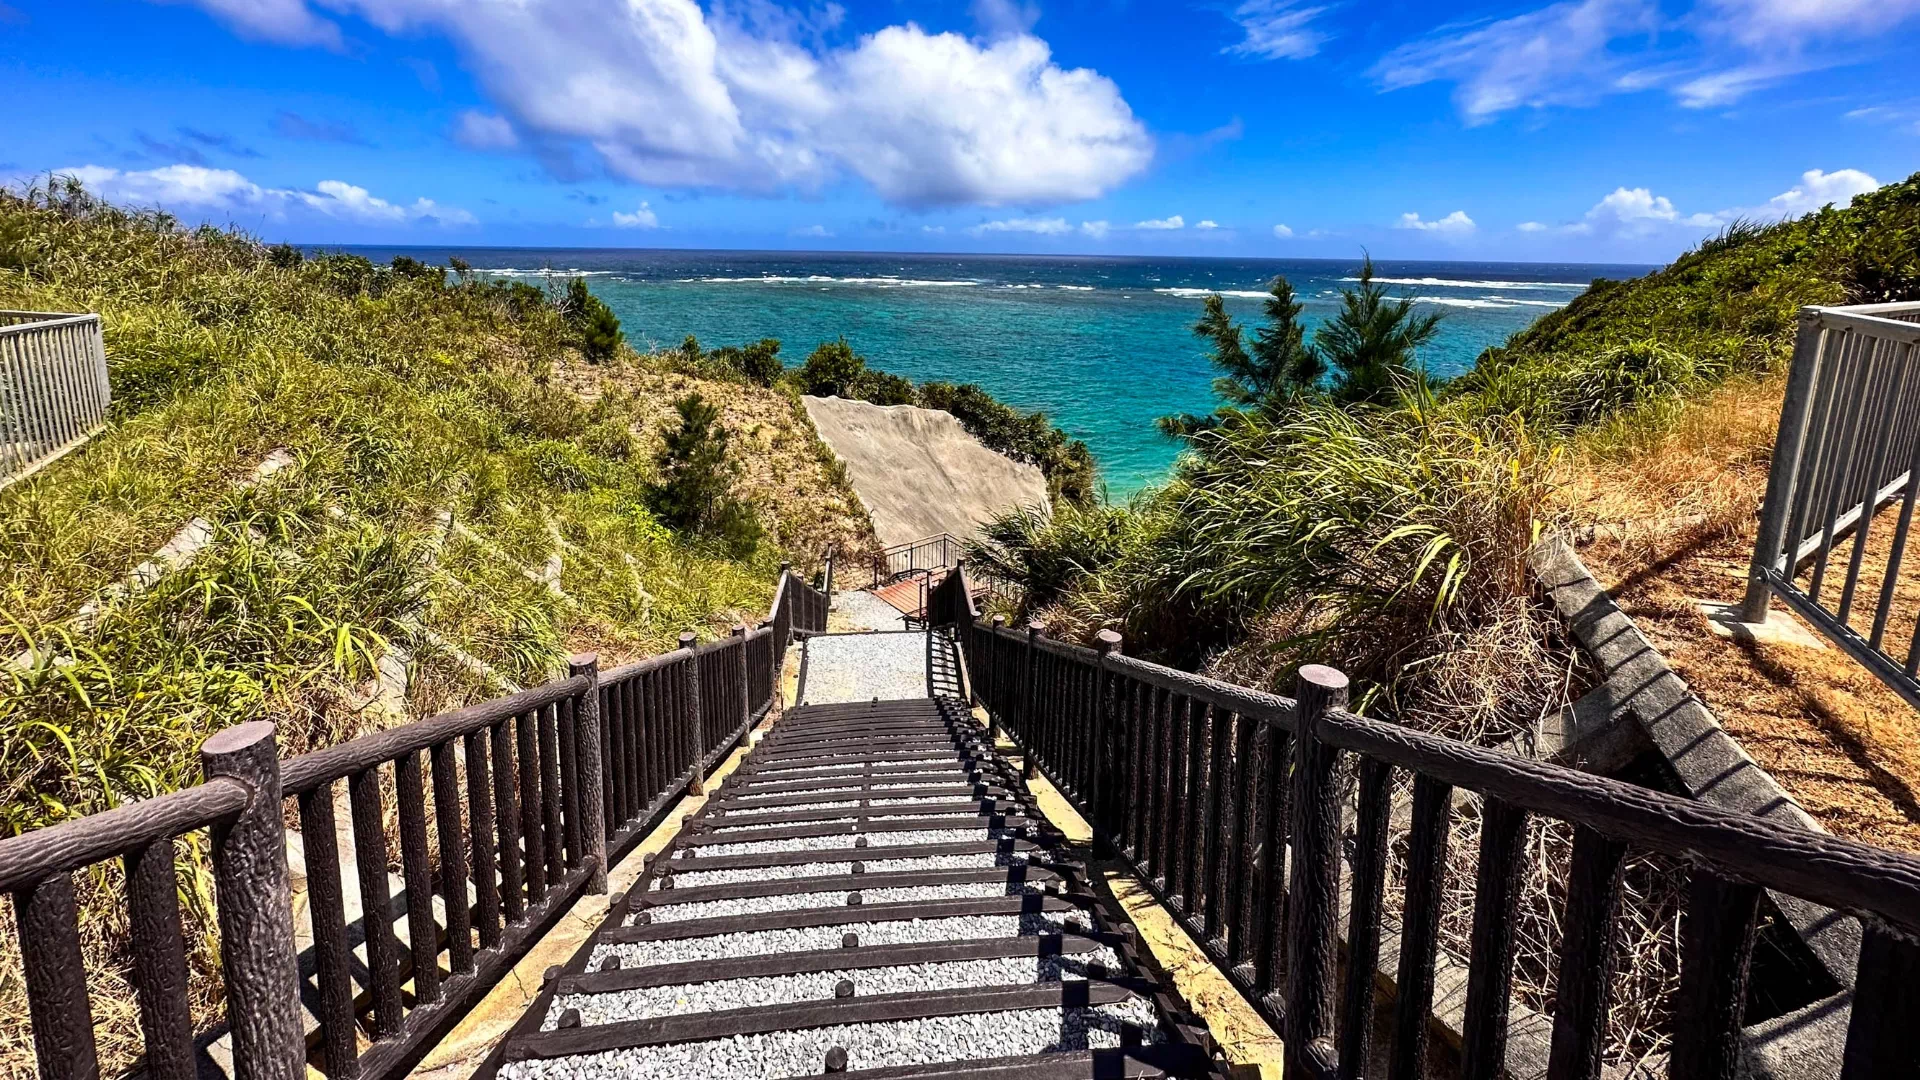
(3, 0, 1916, 262)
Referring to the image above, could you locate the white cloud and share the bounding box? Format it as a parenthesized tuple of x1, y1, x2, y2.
(1272, 223, 1294, 238)
(191, 0, 1152, 208)
(612, 201, 660, 228)
(1373, 0, 1658, 123)
(454, 110, 519, 150)
(1517, 220, 1548, 232)
(970, 216, 1071, 235)
(65, 164, 265, 208)
(921, 224, 947, 234)
(1223, 0, 1331, 61)
(1698, 0, 1920, 50)
(971, 0, 1040, 38)
(793, 224, 832, 237)
(1575, 186, 1717, 236)
(1135, 214, 1184, 230)
(1397, 210, 1477, 234)
(1195, 219, 1220, 229)
(1761, 168, 1879, 217)
(59, 164, 475, 226)
(186, 0, 343, 47)
(1080, 220, 1110, 238)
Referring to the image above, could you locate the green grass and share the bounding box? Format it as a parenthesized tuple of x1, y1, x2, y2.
(0, 181, 828, 836)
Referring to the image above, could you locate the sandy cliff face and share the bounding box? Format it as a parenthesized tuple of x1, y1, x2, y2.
(801, 395, 1050, 548)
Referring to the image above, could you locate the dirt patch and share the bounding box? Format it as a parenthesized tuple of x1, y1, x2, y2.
(1558, 375, 1920, 853)
(801, 395, 1050, 548)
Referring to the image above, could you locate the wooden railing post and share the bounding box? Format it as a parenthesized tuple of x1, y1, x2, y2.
(15, 872, 97, 1080)
(680, 632, 705, 796)
(200, 721, 302, 1080)
(823, 547, 835, 597)
(1284, 665, 1348, 1080)
(1022, 621, 1043, 780)
(1091, 630, 1122, 853)
(732, 624, 752, 730)
(568, 653, 609, 893)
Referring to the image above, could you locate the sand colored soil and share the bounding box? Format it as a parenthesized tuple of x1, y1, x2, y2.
(1559, 376, 1920, 853)
(801, 395, 1050, 548)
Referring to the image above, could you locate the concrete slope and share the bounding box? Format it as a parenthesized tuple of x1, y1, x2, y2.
(802, 396, 1049, 548)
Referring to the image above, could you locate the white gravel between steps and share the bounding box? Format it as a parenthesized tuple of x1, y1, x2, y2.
(640, 882, 1038, 925)
(720, 800, 862, 818)
(711, 811, 981, 836)
(866, 794, 977, 806)
(750, 756, 954, 776)
(501, 1000, 1161, 1080)
(690, 827, 1004, 858)
(660, 851, 1029, 890)
(543, 947, 1125, 1027)
(727, 784, 862, 801)
(590, 911, 1082, 969)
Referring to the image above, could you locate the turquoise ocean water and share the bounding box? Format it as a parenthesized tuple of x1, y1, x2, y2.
(346, 249, 1652, 495)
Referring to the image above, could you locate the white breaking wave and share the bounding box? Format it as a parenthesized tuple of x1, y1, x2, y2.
(1416, 296, 1571, 310)
(1056, 285, 1094, 291)
(683, 274, 979, 287)
(1348, 276, 1583, 291)
(474, 268, 617, 277)
(1154, 287, 1271, 299)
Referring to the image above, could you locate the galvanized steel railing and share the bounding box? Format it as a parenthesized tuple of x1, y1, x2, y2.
(1743, 301, 1920, 707)
(0, 311, 110, 488)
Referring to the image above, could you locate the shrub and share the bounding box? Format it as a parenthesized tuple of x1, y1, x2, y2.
(860, 369, 917, 405)
(646, 392, 762, 556)
(563, 277, 624, 363)
(798, 338, 867, 396)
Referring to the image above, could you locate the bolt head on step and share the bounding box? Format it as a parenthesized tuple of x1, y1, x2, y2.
(600, 956, 622, 972)
(825, 1046, 849, 1073)
(846, 891, 863, 906)
(557, 1008, 581, 1030)
(542, 965, 561, 985)
(850, 861, 864, 874)
(841, 933, 859, 949)
(854, 836, 868, 848)
(835, 979, 854, 999)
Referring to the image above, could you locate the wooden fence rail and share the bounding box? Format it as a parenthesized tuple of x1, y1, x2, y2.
(938, 564, 1920, 1080)
(0, 560, 828, 1080)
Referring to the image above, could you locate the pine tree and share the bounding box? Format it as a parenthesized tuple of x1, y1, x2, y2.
(563, 277, 624, 363)
(1158, 277, 1326, 437)
(1316, 256, 1442, 405)
(647, 393, 761, 555)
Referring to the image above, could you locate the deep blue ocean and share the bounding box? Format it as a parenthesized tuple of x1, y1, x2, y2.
(344, 248, 1653, 494)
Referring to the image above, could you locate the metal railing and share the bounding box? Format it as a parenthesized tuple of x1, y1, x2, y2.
(0, 561, 828, 1080)
(868, 532, 961, 587)
(933, 564, 1920, 1080)
(1743, 302, 1920, 707)
(1, 311, 110, 488)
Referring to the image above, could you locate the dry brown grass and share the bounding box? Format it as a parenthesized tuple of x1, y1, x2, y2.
(1559, 374, 1920, 853)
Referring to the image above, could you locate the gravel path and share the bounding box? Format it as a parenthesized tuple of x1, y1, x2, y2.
(797, 633, 928, 704)
(503, 1001, 1162, 1080)
(661, 850, 1028, 890)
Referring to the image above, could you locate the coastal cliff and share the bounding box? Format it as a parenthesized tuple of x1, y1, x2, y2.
(801, 394, 1050, 548)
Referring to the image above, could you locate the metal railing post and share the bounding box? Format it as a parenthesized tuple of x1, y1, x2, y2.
(1743, 309, 1830, 622)
(201, 722, 302, 1080)
(568, 653, 608, 893)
